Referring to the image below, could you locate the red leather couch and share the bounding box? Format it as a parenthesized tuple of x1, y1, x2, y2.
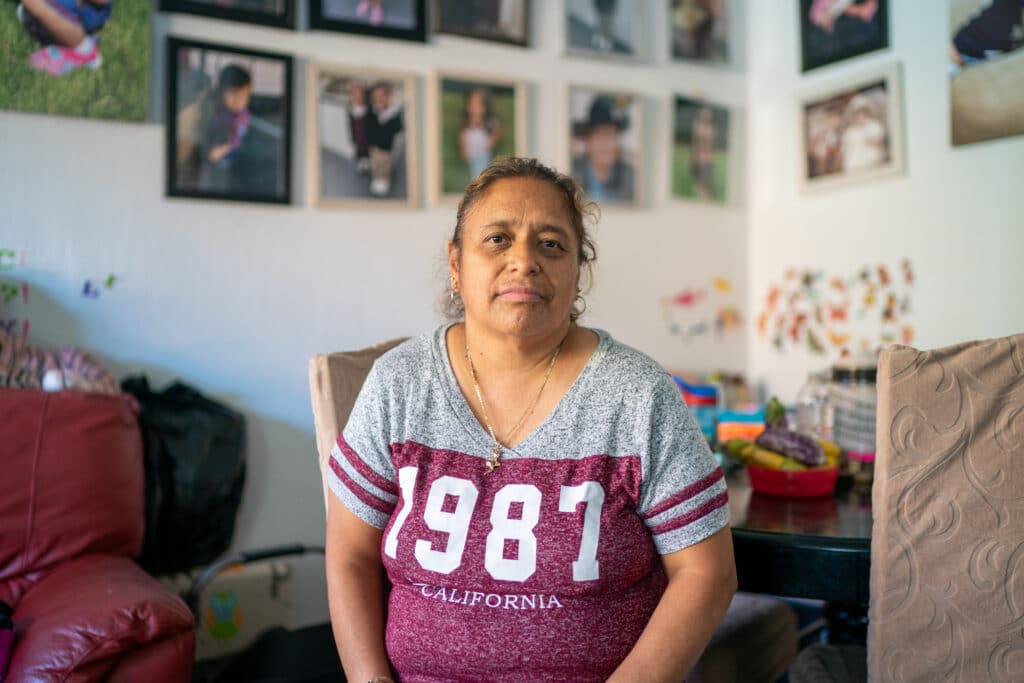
(0, 389, 195, 682)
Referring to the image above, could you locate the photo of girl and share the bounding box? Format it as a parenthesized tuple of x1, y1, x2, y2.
(309, 64, 417, 207)
(1, 0, 148, 121)
(168, 38, 292, 204)
(673, 96, 730, 203)
(437, 74, 522, 197)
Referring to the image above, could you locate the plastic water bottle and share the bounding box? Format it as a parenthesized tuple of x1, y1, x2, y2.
(795, 370, 832, 438)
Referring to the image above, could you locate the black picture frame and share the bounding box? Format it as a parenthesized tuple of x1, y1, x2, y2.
(799, 0, 888, 72)
(165, 37, 293, 205)
(433, 0, 531, 47)
(159, 0, 296, 29)
(310, 0, 427, 42)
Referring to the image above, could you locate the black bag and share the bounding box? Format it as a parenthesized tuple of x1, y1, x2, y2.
(121, 376, 246, 575)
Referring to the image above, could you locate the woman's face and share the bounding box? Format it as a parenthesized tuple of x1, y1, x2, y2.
(450, 178, 580, 338)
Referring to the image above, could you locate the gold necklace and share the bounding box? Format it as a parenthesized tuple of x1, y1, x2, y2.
(465, 336, 563, 474)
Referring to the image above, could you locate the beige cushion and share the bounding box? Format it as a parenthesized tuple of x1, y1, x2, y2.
(870, 333, 1024, 681)
(308, 337, 408, 515)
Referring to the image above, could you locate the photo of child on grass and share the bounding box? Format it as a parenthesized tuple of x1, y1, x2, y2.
(0, 0, 148, 121)
(439, 76, 519, 195)
(673, 96, 729, 203)
(168, 39, 291, 203)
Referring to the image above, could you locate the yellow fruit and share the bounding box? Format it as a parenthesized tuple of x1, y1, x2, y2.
(817, 438, 841, 461)
(778, 457, 808, 471)
(747, 447, 786, 469)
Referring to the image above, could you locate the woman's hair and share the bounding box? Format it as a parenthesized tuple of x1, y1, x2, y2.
(445, 157, 598, 321)
(216, 64, 252, 95)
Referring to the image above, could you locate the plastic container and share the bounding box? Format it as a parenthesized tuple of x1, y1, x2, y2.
(746, 463, 840, 498)
(673, 376, 720, 446)
(716, 407, 766, 444)
(830, 358, 878, 484)
(795, 370, 833, 438)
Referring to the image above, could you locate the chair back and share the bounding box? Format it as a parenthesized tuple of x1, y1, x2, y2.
(870, 333, 1024, 681)
(308, 338, 408, 515)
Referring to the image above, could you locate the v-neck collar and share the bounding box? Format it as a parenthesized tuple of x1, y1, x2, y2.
(432, 322, 611, 460)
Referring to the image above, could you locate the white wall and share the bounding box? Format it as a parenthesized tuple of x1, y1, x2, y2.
(746, 0, 1024, 402)
(0, 1, 749, 625)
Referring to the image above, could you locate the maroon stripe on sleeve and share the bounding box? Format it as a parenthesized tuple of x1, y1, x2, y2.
(329, 454, 394, 515)
(648, 491, 728, 536)
(640, 468, 724, 520)
(336, 434, 398, 496)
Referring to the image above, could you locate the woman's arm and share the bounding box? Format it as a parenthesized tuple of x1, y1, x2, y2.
(325, 492, 393, 683)
(608, 526, 737, 683)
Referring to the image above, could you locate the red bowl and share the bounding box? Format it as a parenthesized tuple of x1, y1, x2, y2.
(746, 463, 840, 498)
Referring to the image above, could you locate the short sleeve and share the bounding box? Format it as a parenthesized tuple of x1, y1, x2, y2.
(636, 375, 730, 554)
(326, 362, 399, 529)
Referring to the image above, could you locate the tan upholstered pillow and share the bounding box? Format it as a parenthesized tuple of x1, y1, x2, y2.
(870, 333, 1024, 681)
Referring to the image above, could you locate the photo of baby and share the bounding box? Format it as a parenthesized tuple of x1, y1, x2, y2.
(673, 97, 729, 203)
(566, 0, 636, 58)
(168, 38, 292, 203)
(438, 75, 521, 196)
(569, 87, 641, 205)
(800, 64, 904, 192)
(311, 65, 416, 206)
(0, 0, 148, 121)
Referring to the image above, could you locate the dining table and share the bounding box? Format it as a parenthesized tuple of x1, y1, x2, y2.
(726, 465, 873, 607)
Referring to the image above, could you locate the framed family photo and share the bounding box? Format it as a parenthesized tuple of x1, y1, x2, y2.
(310, 0, 427, 42)
(307, 63, 418, 208)
(433, 72, 526, 200)
(166, 37, 293, 204)
(566, 0, 639, 59)
(0, 0, 149, 121)
(799, 62, 904, 193)
(949, 0, 1024, 146)
(569, 86, 642, 206)
(800, 0, 889, 72)
(159, 0, 296, 29)
(671, 0, 728, 64)
(434, 0, 530, 46)
(672, 96, 730, 203)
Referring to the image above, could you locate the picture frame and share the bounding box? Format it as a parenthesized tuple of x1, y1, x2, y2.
(433, 0, 531, 47)
(672, 95, 730, 204)
(568, 85, 643, 206)
(310, 0, 427, 42)
(949, 0, 1024, 146)
(799, 0, 889, 72)
(798, 62, 904, 194)
(0, 0, 149, 121)
(431, 71, 527, 202)
(158, 0, 295, 29)
(565, 0, 640, 61)
(166, 37, 293, 204)
(307, 62, 419, 208)
(670, 0, 729, 65)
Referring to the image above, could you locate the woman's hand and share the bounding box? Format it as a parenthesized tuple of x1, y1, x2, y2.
(325, 493, 393, 683)
(607, 526, 737, 682)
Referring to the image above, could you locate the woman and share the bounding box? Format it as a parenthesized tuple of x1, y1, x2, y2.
(326, 157, 736, 682)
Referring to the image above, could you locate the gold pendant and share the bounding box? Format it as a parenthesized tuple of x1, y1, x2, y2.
(485, 445, 501, 474)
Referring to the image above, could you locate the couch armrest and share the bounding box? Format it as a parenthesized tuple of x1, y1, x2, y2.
(7, 555, 195, 683)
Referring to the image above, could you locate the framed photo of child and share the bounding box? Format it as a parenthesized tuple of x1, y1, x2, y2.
(670, 0, 729, 64)
(166, 37, 293, 204)
(432, 72, 526, 201)
(565, 0, 640, 60)
(159, 0, 296, 29)
(307, 63, 419, 208)
(672, 96, 730, 203)
(799, 62, 904, 193)
(310, 0, 427, 42)
(568, 86, 643, 206)
(800, 0, 889, 72)
(0, 0, 149, 121)
(433, 0, 530, 47)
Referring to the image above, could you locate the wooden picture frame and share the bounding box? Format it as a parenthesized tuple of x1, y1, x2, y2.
(430, 70, 527, 202)
(166, 37, 293, 204)
(307, 62, 419, 208)
(798, 62, 904, 194)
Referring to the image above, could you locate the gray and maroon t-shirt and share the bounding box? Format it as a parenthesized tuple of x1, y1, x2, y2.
(328, 325, 729, 682)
